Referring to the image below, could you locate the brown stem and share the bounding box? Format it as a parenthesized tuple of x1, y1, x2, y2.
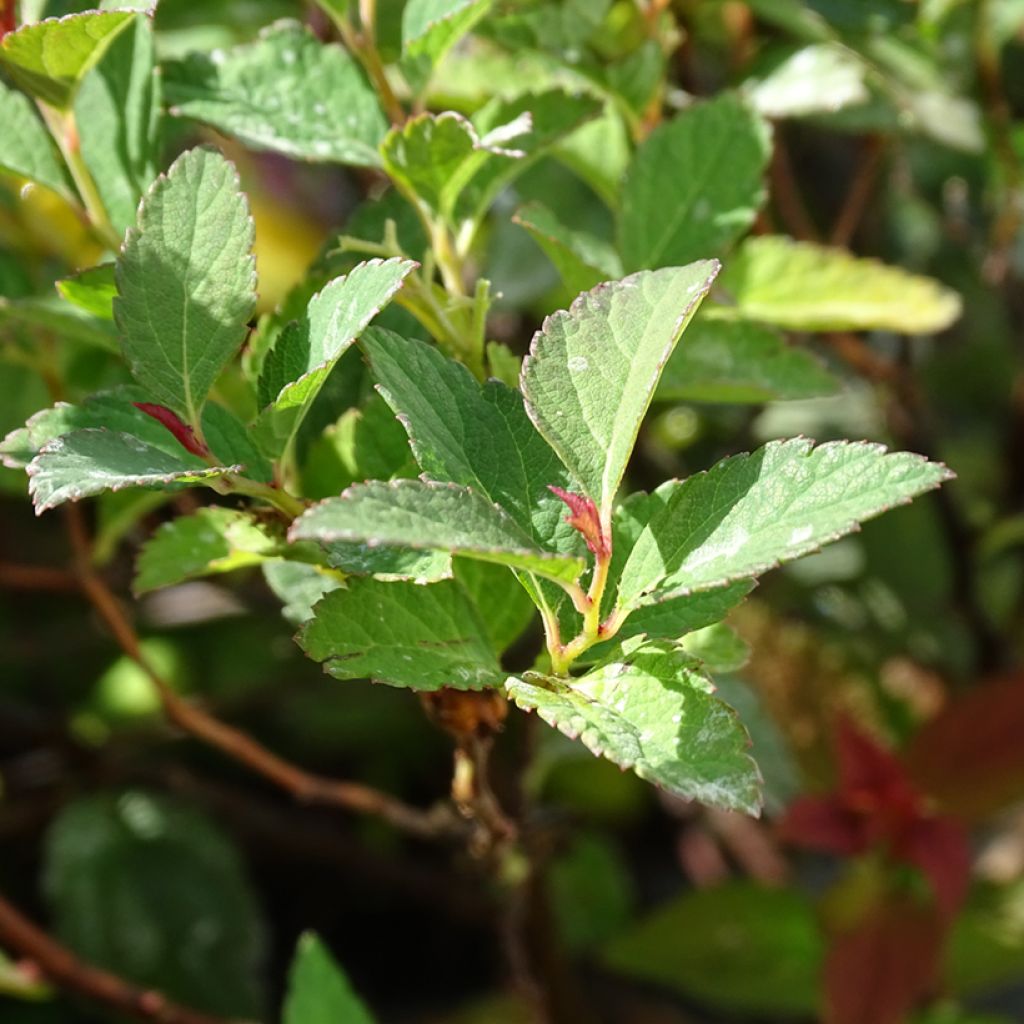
(831, 135, 885, 248)
(61, 506, 459, 841)
(770, 136, 821, 243)
(0, 563, 80, 592)
(0, 893, 236, 1024)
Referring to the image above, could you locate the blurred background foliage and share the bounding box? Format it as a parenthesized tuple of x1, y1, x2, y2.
(3, 0, 1024, 1022)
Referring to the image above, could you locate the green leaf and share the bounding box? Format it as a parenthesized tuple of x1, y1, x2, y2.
(299, 578, 504, 691)
(0, 78, 71, 196)
(617, 438, 953, 610)
(720, 235, 963, 333)
(402, 0, 492, 80)
(679, 622, 750, 672)
(27, 429, 241, 513)
(56, 263, 116, 319)
(619, 93, 771, 271)
(362, 328, 578, 552)
(380, 110, 514, 222)
(263, 561, 344, 626)
(655, 314, 839, 403)
(114, 146, 256, 427)
(313, 541, 451, 583)
(0, 293, 118, 352)
(254, 258, 415, 456)
(453, 558, 536, 655)
(284, 933, 376, 1024)
(134, 507, 283, 594)
(3, 389, 269, 479)
(74, 12, 161, 236)
(163, 21, 387, 167)
(513, 201, 622, 296)
(457, 89, 603, 224)
(744, 43, 868, 118)
(0, 10, 137, 109)
(44, 791, 266, 1017)
(291, 479, 586, 585)
(604, 881, 821, 1015)
(507, 641, 760, 812)
(520, 262, 719, 520)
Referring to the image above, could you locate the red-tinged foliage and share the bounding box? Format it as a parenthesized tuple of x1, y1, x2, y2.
(824, 895, 943, 1024)
(780, 716, 970, 918)
(0, 1, 15, 39)
(905, 673, 1024, 821)
(132, 403, 210, 458)
(548, 485, 609, 557)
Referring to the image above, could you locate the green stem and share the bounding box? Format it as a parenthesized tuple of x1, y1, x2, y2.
(39, 105, 121, 252)
(224, 475, 306, 519)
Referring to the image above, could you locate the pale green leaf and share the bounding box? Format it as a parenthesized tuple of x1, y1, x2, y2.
(620, 93, 771, 271)
(284, 933, 376, 1024)
(520, 262, 719, 519)
(744, 43, 868, 118)
(254, 258, 415, 456)
(163, 21, 386, 167)
(134, 507, 283, 594)
(507, 641, 761, 812)
(56, 263, 116, 319)
(0, 78, 71, 196)
(362, 328, 579, 553)
(617, 438, 953, 610)
(721, 236, 963, 333)
(114, 146, 256, 427)
(679, 622, 750, 672)
(402, 0, 492, 80)
(291, 479, 586, 585)
(513, 201, 622, 296)
(298, 578, 504, 691)
(656, 314, 839, 403)
(28, 428, 240, 513)
(380, 110, 509, 222)
(263, 561, 344, 626)
(0, 10, 137, 109)
(604, 882, 821, 1015)
(75, 12, 161, 236)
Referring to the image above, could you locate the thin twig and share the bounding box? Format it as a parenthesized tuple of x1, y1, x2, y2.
(61, 506, 461, 841)
(770, 137, 821, 243)
(0, 563, 80, 592)
(831, 136, 885, 248)
(0, 893, 237, 1024)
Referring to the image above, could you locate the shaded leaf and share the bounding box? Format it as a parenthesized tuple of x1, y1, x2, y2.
(402, 0, 491, 89)
(44, 791, 266, 1017)
(163, 20, 386, 167)
(114, 146, 256, 426)
(720, 236, 962, 333)
(75, 12, 161, 236)
(0, 77, 71, 196)
(291, 479, 585, 585)
(507, 640, 761, 812)
(254, 258, 415, 456)
(520, 263, 719, 521)
(656, 314, 839, 403)
(453, 558, 536, 655)
(620, 94, 771, 271)
(263, 561, 344, 626)
(299, 577, 504, 691)
(56, 263, 116, 319)
(604, 882, 821, 1015)
(284, 933, 376, 1024)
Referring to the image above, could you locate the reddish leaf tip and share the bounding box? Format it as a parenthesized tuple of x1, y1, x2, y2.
(548, 485, 609, 558)
(133, 403, 209, 458)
